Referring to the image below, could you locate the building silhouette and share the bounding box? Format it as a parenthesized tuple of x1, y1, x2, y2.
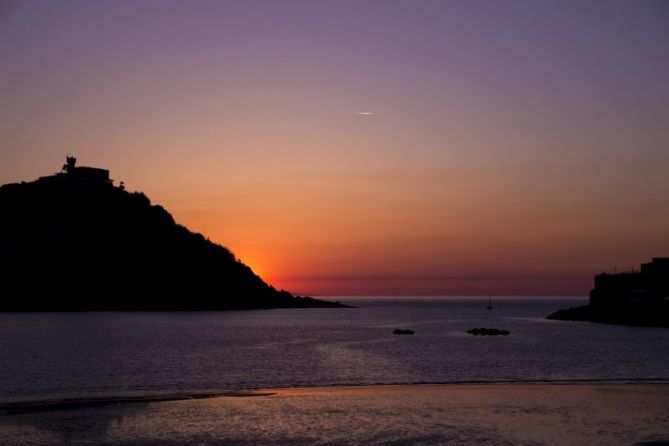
(39, 156, 112, 185)
(590, 257, 669, 309)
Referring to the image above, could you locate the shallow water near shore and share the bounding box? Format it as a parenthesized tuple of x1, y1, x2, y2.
(1, 384, 668, 446)
(1, 297, 669, 404)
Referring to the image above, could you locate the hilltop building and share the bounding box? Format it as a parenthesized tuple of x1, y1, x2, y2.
(39, 156, 113, 185)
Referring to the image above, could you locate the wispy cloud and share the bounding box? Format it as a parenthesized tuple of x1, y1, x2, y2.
(354, 112, 374, 115)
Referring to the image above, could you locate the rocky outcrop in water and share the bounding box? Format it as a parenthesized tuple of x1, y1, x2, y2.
(466, 328, 510, 336)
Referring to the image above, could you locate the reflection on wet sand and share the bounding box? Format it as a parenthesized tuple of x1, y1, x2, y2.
(0, 391, 273, 446)
(0, 384, 668, 446)
(0, 403, 145, 446)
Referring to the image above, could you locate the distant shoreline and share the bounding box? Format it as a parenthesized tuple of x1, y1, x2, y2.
(547, 304, 669, 327)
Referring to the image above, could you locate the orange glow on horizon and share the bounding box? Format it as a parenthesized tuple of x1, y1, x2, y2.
(234, 251, 273, 287)
(3, 2, 668, 296)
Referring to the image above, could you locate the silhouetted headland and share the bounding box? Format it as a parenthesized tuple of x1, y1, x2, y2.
(547, 258, 669, 327)
(0, 157, 348, 311)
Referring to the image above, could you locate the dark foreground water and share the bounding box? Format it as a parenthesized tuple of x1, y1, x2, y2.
(1, 297, 668, 403)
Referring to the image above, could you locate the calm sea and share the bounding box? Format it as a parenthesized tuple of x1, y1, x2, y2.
(1, 297, 668, 403)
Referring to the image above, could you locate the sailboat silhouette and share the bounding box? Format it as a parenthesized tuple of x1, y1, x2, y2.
(486, 295, 492, 310)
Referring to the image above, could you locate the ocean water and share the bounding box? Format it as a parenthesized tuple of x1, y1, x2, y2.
(1, 297, 668, 403)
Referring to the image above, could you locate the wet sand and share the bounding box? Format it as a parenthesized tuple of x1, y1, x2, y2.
(1, 384, 668, 445)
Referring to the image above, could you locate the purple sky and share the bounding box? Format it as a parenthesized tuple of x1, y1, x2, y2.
(2, 1, 668, 295)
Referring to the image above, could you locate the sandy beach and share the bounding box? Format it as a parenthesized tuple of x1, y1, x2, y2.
(1, 383, 668, 445)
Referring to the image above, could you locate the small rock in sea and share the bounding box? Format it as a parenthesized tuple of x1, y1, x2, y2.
(466, 328, 510, 336)
(393, 329, 415, 335)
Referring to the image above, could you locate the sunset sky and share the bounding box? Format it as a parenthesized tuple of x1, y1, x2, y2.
(2, 1, 668, 296)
